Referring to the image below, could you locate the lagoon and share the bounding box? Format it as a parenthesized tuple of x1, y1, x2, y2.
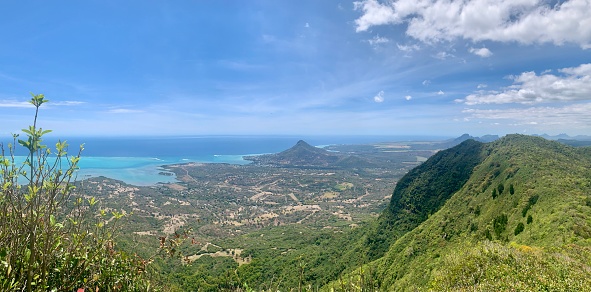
(2, 135, 447, 186)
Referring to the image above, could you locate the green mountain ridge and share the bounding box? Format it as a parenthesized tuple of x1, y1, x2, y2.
(327, 134, 591, 291)
(365, 139, 486, 261)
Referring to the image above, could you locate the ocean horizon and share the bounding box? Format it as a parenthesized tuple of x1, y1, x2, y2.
(1, 135, 450, 186)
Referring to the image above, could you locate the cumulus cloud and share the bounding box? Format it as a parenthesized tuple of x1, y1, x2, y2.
(374, 90, 385, 102)
(463, 63, 591, 105)
(469, 47, 493, 57)
(354, 0, 591, 48)
(422, 80, 431, 86)
(437, 90, 445, 95)
(477, 84, 488, 89)
(405, 95, 412, 100)
(354, 0, 399, 32)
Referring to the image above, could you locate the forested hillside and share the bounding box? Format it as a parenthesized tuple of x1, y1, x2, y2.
(328, 134, 591, 291)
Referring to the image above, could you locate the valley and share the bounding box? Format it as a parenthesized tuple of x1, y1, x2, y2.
(71, 135, 591, 291)
(73, 138, 450, 289)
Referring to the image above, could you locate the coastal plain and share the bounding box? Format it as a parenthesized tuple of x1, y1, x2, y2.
(73, 139, 444, 277)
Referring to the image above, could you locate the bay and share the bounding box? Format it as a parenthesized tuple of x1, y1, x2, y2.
(2, 135, 446, 186)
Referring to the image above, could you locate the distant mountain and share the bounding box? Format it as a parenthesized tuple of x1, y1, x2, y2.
(244, 140, 340, 167)
(535, 133, 591, 141)
(245, 140, 380, 169)
(478, 134, 500, 142)
(556, 139, 591, 147)
(438, 133, 500, 148)
(532, 133, 591, 147)
(329, 134, 591, 290)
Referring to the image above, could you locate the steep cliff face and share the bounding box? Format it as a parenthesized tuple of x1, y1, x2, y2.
(329, 135, 591, 291)
(364, 139, 486, 260)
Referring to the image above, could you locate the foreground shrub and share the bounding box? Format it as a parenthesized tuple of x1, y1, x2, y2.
(0, 94, 156, 291)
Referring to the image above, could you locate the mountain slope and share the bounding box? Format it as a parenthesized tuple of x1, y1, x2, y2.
(330, 134, 591, 290)
(364, 139, 486, 260)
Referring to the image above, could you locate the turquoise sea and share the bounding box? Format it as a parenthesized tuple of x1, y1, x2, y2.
(2, 135, 446, 186)
(75, 155, 250, 186)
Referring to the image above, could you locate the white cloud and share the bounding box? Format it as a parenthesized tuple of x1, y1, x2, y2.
(354, 0, 591, 49)
(374, 90, 385, 102)
(405, 95, 412, 100)
(52, 101, 86, 106)
(305, 22, 310, 28)
(397, 43, 420, 52)
(422, 80, 431, 86)
(469, 47, 493, 57)
(559, 63, 591, 76)
(463, 63, 591, 105)
(477, 84, 488, 89)
(0, 100, 84, 108)
(437, 90, 445, 95)
(434, 51, 454, 60)
(353, 0, 399, 32)
(368, 35, 390, 46)
(0, 100, 34, 108)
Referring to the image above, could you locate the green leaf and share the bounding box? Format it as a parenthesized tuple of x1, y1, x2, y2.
(21, 127, 33, 135)
(29, 92, 48, 107)
(50, 215, 56, 227)
(17, 139, 29, 148)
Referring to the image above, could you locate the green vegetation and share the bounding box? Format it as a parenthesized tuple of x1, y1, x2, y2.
(522, 194, 539, 217)
(0, 95, 156, 291)
(162, 135, 591, 291)
(328, 134, 591, 291)
(493, 213, 508, 239)
(514, 222, 525, 235)
(7, 103, 589, 292)
(366, 139, 485, 260)
(430, 242, 591, 291)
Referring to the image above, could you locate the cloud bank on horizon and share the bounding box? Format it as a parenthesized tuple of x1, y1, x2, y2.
(0, 1, 589, 137)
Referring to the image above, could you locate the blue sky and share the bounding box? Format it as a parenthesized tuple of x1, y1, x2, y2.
(1, 0, 590, 137)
